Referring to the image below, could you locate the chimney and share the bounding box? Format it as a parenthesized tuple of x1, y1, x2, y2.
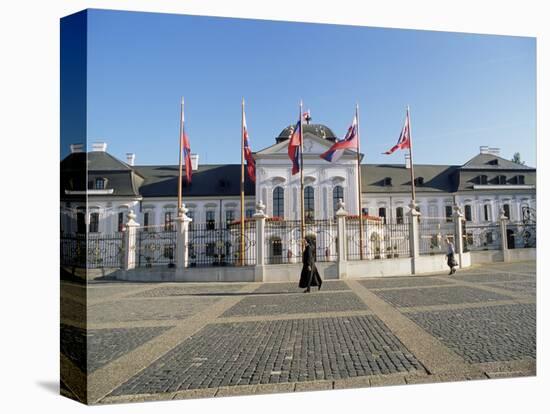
(488, 147, 500, 156)
(126, 153, 135, 166)
(405, 153, 411, 169)
(191, 153, 199, 171)
(91, 142, 107, 152)
(70, 143, 84, 153)
(480, 146, 500, 156)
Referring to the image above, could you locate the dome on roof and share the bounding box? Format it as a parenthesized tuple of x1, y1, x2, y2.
(276, 123, 338, 143)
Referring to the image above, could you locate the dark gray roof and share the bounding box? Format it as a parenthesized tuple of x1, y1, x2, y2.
(361, 164, 458, 193)
(87, 151, 134, 171)
(461, 153, 535, 171)
(134, 164, 255, 197)
(276, 123, 337, 143)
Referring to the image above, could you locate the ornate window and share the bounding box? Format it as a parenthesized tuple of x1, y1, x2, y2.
(225, 210, 235, 227)
(304, 186, 314, 222)
(117, 212, 125, 232)
(445, 205, 453, 223)
(378, 207, 387, 224)
(143, 212, 150, 230)
(464, 205, 472, 222)
(396, 207, 404, 224)
(333, 186, 344, 213)
(273, 187, 284, 218)
(89, 212, 99, 233)
(503, 204, 511, 219)
(206, 211, 216, 230)
(164, 211, 173, 231)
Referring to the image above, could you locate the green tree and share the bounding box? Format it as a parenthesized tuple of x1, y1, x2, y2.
(511, 152, 525, 165)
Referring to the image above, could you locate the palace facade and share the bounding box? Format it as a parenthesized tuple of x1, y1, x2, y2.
(60, 122, 536, 234)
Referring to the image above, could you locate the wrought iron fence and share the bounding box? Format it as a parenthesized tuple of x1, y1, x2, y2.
(346, 217, 410, 260)
(463, 223, 501, 251)
(87, 232, 124, 268)
(137, 226, 177, 268)
(418, 218, 455, 255)
(60, 233, 86, 268)
(188, 220, 256, 267)
(264, 219, 338, 264)
(507, 222, 536, 249)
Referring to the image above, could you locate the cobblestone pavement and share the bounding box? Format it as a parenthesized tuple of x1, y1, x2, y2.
(59, 260, 536, 404)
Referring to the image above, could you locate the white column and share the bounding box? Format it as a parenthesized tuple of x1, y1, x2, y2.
(499, 208, 510, 262)
(175, 204, 192, 269)
(408, 201, 421, 274)
(254, 200, 267, 281)
(123, 210, 140, 270)
(453, 205, 465, 268)
(335, 199, 348, 279)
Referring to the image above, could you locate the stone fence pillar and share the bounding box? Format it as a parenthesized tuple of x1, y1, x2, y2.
(335, 199, 348, 279)
(499, 208, 510, 262)
(175, 204, 192, 269)
(408, 201, 421, 274)
(123, 210, 140, 271)
(453, 205, 465, 268)
(254, 200, 267, 281)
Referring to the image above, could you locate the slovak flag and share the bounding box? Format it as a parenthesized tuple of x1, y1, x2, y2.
(320, 115, 358, 163)
(287, 118, 302, 175)
(181, 110, 192, 184)
(384, 108, 411, 155)
(243, 111, 256, 182)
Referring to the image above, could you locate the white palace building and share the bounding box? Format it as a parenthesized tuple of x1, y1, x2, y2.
(61, 121, 536, 236)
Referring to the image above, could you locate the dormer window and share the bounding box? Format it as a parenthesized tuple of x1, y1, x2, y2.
(497, 175, 506, 185)
(383, 177, 392, 186)
(479, 175, 488, 185)
(95, 178, 106, 190)
(489, 159, 499, 166)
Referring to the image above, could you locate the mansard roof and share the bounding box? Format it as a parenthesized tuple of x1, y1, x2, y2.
(461, 153, 535, 171)
(134, 164, 255, 197)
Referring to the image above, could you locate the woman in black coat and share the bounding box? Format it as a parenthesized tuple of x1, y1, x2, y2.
(298, 239, 322, 292)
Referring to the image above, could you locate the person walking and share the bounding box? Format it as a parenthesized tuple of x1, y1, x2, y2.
(299, 238, 322, 292)
(446, 236, 457, 275)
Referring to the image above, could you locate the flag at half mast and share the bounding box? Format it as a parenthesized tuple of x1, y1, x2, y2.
(288, 117, 302, 175)
(320, 114, 358, 162)
(243, 111, 256, 182)
(384, 108, 411, 154)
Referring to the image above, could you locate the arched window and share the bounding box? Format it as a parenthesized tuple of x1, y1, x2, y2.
(273, 187, 284, 218)
(304, 186, 314, 221)
(333, 185, 344, 213)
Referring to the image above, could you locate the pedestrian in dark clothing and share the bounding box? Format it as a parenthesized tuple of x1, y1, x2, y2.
(298, 239, 322, 292)
(446, 237, 457, 275)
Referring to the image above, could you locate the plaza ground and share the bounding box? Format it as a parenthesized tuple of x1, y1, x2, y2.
(60, 261, 536, 404)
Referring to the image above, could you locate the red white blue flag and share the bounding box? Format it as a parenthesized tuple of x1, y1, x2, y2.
(288, 118, 302, 175)
(384, 108, 411, 155)
(320, 115, 358, 163)
(181, 108, 192, 183)
(243, 111, 256, 182)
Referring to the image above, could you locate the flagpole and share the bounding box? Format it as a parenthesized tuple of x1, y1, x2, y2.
(355, 103, 364, 260)
(240, 98, 246, 266)
(177, 97, 184, 214)
(407, 105, 417, 203)
(299, 100, 305, 248)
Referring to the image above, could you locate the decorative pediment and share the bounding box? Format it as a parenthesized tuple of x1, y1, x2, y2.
(255, 133, 359, 159)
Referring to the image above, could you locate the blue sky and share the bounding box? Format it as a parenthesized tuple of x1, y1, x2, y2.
(84, 9, 536, 167)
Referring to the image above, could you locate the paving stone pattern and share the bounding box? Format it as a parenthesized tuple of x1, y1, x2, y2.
(130, 284, 248, 298)
(408, 304, 536, 363)
(359, 277, 453, 290)
(221, 291, 368, 317)
(453, 272, 533, 284)
(61, 324, 172, 372)
(253, 281, 350, 294)
(88, 296, 221, 323)
(110, 315, 423, 395)
(373, 286, 513, 308)
(487, 281, 536, 296)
